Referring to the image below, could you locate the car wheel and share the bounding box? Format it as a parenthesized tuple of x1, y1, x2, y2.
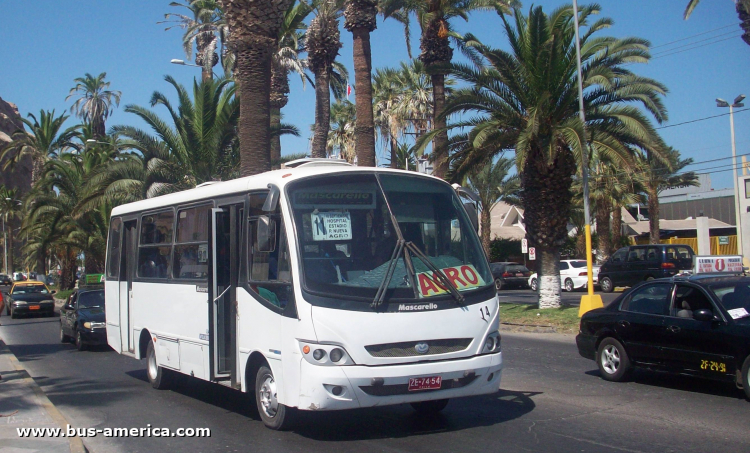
(742, 356, 750, 400)
(256, 365, 295, 430)
(600, 277, 614, 293)
(411, 399, 450, 414)
(60, 323, 70, 343)
(530, 278, 538, 291)
(564, 278, 575, 292)
(146, 341, 171, 390)
(596, 337, 632, 382)
(494, 278, 503, 291)
(75, 330, 87, 351)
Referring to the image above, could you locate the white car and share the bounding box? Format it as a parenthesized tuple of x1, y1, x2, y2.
(528, 260, 600, 292)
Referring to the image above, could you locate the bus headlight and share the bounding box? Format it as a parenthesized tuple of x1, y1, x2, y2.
(482, 331, 501, 354)
(299, 341, 354, 366)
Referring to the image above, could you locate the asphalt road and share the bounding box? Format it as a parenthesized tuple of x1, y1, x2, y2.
(2, 294, 749, 453)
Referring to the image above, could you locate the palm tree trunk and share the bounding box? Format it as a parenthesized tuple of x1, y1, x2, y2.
(431, 73, 448, 179)
(521, 142, 576, 309)
(235, 44, 272, 176)
(84, 254, 102, 275)
(6, 233, 12, 276)
(270, 107, 282, 169)
(648, 187, 660, 244)
(351, 27, 376, 167)
(538, 247, 562, 309)
(737, 1, 750, 45)
(480, 205, 491, 257)
(612, 206, 622, 249)
(311, 67, 331, 159)
(390, 134, 398, 169)
(60, 247, 76, 290)
(595, 200, 611, 263)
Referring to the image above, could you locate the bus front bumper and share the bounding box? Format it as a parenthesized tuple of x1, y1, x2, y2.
(297, 352, 502, 411)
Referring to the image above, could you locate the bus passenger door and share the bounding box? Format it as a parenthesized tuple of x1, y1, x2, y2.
(210, 205, 241, 383)
(120, 220, 137, 353)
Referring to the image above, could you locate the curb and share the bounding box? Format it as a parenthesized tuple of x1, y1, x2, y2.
(0, 339, 88, 453)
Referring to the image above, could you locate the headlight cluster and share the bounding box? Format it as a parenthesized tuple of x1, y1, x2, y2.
(299, 341, 355, 366)
(83, 322, 106, 330)
(482, 331, 501, 354)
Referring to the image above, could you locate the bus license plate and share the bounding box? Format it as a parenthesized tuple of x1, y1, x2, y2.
(408, 376, 442, 391)
(29, 305, 40, 310)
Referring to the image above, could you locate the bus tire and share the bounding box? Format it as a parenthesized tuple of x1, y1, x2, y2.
(411, 399, 450, 414)
(146, 341, 171, 390)
(255, 365, 294, 430)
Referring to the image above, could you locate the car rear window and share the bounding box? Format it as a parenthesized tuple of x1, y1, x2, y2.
(665, 246, 693, 268)
(569, 261, 587, 268)
(12, 285, 49, 295)
(506, 265, 530, 273)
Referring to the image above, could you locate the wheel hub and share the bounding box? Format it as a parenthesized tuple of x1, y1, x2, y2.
(259, 376, 279, 417)
(148, 349, 158, 380)
(601, 345, 620, 374)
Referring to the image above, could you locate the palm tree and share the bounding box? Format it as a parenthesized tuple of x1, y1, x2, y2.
(386, 142, 417, 169)
(466, 157, 520, 256)
(307, 0, 344, 158)
(684, 0, 750, 45)
(161, 0, 224, 82)
(271, 1, 313, 167)
(0, 110, 80, 184)
(634, 147, 699, 245)
(394, 60, 433, 141)
(123, 75, 239, 183)
(373, 67, 403, 167)
(344, 0, 378, 166)
(0, 186, 22, 275)
(66, 72, 121, 140)
(217, 0, 294, 176)
(431, 5, 669, 308)
(327, 99, 357, 162)
(382, 0, 516, 179)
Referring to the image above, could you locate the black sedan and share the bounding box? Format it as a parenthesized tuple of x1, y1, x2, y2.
(6, 282, 56, 318)
(577, 275, 750, 399)
(60, 288, 106, 351)
(490, 262, 532, 290)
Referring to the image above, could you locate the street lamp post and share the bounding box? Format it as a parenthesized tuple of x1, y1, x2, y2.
(717, 95, 746, 259)
(572, 0, 604, 316)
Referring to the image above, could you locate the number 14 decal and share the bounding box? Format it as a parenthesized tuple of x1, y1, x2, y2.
(480, 306, 490, 322)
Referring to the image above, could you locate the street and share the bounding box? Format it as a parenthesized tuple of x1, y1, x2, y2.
(496, 288, 622, 307)
(1, 295, 749, 453)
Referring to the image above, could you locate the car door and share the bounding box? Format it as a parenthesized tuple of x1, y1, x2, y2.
(624, 247, 649, 286)
(558, 261, 570, 288)
(660, 283, 736, 379)
(604, 248, 628, 287)
(63, 292, 77, 336)
(615, 282, 673, 365)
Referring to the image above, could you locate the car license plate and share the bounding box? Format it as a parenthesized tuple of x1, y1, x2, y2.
(515, 273, 524, 277)
(408, 376, 442, 391)
(29, 305, 40, 310)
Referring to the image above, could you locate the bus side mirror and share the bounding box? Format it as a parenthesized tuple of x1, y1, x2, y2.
(257, 216, 276, 253)
(463, 201, 479, 232)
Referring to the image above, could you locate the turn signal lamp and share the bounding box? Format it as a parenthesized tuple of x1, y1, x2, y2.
(302, 345, 310, 354)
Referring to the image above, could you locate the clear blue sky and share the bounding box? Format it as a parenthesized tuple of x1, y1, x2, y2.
(1, 1, 748, 189)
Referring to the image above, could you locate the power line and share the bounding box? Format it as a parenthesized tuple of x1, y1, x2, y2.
(650, 23, 737, 49)
(651, 29, 741, 55)
(655, 108, 750, 130)
(651, 34, 743, 60)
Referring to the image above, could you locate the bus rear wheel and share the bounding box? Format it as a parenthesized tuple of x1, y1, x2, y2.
(146, 341, 171, 390)
(411, 399, 450, 414)
(255, 365, 295, 430)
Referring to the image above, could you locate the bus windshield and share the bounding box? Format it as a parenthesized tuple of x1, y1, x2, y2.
(287, 172, 492, 304)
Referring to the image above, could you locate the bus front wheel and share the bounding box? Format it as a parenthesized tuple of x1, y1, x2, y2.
(146, 341, 171, 390)
(255, 365, 294, 430)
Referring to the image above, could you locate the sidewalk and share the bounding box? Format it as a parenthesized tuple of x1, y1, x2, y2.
(0, 337, 86, 453)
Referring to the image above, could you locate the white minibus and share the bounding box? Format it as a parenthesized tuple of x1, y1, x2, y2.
(105, 160, 502, 429)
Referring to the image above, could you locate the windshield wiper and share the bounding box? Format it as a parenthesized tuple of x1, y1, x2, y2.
(405, 242, 464, 305)
(372, 239, 405, 308)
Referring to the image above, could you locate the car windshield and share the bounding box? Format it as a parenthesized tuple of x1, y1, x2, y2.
(569, 261, 587, 268)
(12, 285, 49, 295)
(707, 282, 750, 319)
(287, 172, 492, 304)
(77, 291, 105, 308)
